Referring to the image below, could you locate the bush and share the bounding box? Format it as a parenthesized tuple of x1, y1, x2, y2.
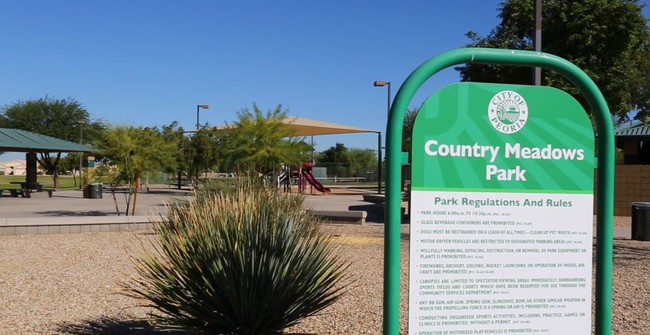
(125, 182, 348, 334)
(196, 177, 239, 198)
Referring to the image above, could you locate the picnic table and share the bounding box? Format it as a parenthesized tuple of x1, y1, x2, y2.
(8, 182, 54, 198)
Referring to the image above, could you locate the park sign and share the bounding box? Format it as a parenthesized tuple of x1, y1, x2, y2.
(408, 82, 594, 334)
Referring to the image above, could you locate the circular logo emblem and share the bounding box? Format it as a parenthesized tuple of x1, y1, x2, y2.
(488, 90, 528, 134)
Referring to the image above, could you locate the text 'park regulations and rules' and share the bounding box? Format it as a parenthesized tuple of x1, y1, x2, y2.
(408, 191, 592, 335)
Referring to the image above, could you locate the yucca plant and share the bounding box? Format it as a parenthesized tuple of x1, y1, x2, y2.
(124, 181, 348, 334)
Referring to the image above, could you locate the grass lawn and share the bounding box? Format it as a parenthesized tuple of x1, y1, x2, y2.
(0, 175, 81, 190)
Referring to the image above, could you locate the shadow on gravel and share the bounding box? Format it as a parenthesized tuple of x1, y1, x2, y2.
(348, 203, 410, 223)
(402, 231, 411, 241)
(144, 190, 194, 196)
(613, 240, 650, 262)
(55, 316, 183, 334)
(56, 317, 318, 335)
(36, 210, 112, 216)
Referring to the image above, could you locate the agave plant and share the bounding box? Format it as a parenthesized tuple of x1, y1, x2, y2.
(125, 182, 348, 334)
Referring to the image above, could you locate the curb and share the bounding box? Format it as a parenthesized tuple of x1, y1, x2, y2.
(0, 210, 370, 235)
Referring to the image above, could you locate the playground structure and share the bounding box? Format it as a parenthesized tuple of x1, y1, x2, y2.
(216, 116, 382, 194)
(279, 162, 330, 194)
(300, 161, 330, 193)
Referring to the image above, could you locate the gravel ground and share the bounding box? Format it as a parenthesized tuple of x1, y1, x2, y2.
(0, 220, 648, 334)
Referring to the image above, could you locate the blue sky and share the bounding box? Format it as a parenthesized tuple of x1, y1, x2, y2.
(1, 1, 647, 157)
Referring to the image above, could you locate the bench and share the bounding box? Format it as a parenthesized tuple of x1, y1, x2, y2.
(3, 184, 54, 198)
(23, 188, 55, 198)
(324, 177, 367, 183)
(1, 187, 24, 197)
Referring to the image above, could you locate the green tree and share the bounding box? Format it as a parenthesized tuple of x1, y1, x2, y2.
(348, 148, 378, 181)
(98, 126, 178, 215)
(221, 104, 311, 174)
(181, 129, 221, 183)
(402, 108, 419, 153)
(0, 97, 105, 187)
(58, 153, 82, 186)
(160, 121, 186, 189)
(161, 121, 229, 189)
(317, 142, 350, 177)
(456, 0, 650, 123)
(160, 121, 227, 188)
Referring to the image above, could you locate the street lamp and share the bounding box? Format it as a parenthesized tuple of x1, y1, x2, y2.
(374, 80, 391, 194)
(196, 104, 210, 130)
(77, 120, 85, 190)
(533, 0, 542, 85)
(374, 80, 391, 117)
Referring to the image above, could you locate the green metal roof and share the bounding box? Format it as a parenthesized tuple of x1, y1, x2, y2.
(0, 128, 96, 153)
(615, 124, 650, 137)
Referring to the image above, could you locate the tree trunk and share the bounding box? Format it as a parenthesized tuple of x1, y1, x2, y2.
(52, 172, 60, 189)
(131, 174, 140, 216)
(110, 182, 121, 216)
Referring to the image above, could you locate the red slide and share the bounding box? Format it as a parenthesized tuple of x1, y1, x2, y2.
(301, 169, 330, 193)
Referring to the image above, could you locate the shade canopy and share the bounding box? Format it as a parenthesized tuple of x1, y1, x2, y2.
(0, 128, 95, 153)
(281, 116, 377, 136)
(212, 116, 378, 136)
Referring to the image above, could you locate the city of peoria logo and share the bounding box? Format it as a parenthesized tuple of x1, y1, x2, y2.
(488, 90, 528, 134)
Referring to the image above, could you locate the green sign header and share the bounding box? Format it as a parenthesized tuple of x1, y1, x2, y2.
(412, 82, 594, 193)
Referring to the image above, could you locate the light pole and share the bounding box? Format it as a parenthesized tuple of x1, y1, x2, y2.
(374, 80, 391, 194)
(374, 80, 391, 117)
(77, 120, 85, 190)
(196, 104, 210, 130)
(533, 0, 542, 85)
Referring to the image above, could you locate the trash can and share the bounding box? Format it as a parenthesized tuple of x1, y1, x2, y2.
(83, 183, 103, 199)
(631, 202, 650, 241)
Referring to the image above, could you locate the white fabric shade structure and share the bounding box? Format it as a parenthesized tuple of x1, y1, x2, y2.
(279, 116, 377, 136)
(211, 115, 378, 136)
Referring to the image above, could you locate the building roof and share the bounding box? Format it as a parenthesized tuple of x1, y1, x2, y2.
(615, 124, 650, 138)
(0, 128, 96, 153)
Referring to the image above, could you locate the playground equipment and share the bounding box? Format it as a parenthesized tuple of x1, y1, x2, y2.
(277, 162, 330, 194)
(278, 169, 291, 185)
(277, 168, 290, 192)
(299, 162, 330, 194)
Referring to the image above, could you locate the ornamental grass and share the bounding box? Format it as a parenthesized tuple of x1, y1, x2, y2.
(124, 182, 349, 334)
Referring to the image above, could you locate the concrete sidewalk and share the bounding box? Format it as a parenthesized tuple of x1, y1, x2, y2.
(0, 187, 635, 240)
(0, 187, 382, 235)
(0, 188, 190, 218)
(0, 187, 374, 218)
(0, 187, 192, 235)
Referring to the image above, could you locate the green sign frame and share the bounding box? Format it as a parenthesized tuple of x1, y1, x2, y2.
(384, 48, 614, 335)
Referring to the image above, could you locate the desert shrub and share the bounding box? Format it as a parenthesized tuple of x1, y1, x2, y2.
(125, 181, 348, 334)
(197, 177, 239, 196)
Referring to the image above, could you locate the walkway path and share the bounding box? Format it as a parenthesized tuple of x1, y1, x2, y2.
(0, 186, 635, 239)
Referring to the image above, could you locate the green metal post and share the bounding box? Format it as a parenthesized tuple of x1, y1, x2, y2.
(384, 47, 614, 335)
